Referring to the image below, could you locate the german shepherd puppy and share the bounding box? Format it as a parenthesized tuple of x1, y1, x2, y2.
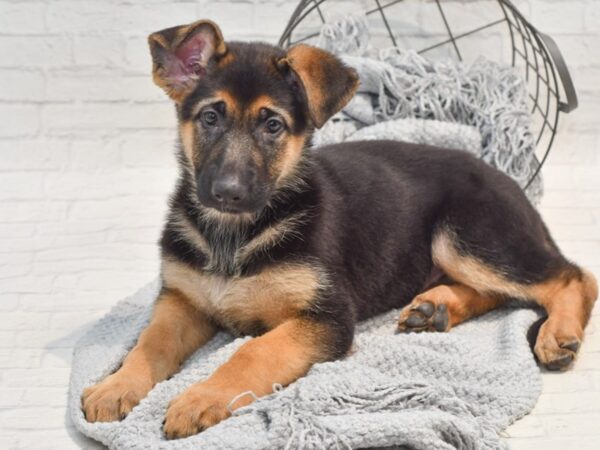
(82, 20, 598, 439)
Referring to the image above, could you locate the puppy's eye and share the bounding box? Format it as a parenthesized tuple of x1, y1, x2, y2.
(201, 110, 218, 127)
(265, 118, 283, 134)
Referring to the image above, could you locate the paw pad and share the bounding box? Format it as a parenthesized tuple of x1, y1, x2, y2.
(397, 301, 449, 333)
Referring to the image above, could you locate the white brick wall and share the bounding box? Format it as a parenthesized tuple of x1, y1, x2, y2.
(0, 0, 599, 448)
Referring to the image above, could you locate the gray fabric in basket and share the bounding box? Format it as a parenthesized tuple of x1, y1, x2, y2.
(69, 279, 542, 449)
(316, 14, 543, 204)
(313, 117, 482, 155)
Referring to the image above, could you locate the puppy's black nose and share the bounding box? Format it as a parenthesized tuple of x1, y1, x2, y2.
(211, 176, 247, 205)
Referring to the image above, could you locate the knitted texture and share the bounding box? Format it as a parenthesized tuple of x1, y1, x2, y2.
(313, 117, 482, 156)
(315, 14, 543, 204)
(69, 279, 543, 449)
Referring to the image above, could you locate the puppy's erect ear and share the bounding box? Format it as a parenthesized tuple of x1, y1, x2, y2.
(278, 44, 359, 128)
(148, 20, 226, 103)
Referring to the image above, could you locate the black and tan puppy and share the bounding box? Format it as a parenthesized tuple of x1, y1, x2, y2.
(82, 20, 598, 438)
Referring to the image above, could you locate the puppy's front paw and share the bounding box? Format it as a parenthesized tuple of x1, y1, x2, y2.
(163, 382, 242, 439)
(82, 373, 151, 422)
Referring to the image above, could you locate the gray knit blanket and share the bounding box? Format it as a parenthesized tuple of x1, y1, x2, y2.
(70, 279, 542, 449)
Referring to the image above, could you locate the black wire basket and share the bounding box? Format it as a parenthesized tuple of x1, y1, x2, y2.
(279, 0, 578, 190)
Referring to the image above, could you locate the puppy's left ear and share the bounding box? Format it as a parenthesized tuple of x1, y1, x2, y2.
(279, 44, 359, 128)
(148, 20, 226, 103)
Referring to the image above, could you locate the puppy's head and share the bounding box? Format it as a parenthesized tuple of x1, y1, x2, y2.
(148, 20, 358, 217)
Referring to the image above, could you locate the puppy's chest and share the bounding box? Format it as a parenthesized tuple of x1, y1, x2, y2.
(162, 259, 323, 333)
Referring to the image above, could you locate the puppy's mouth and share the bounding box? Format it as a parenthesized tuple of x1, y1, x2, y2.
(215, 204, 252, 214)
(198, 198, 267, 218)
(200, 203, 263, 224)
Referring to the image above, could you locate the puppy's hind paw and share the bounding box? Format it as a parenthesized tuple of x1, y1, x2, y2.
(397, 300, 450, 333)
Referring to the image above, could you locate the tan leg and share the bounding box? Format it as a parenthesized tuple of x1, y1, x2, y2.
(428, 229, 599, 370)
(82, 289, 216, 422)
(163, 318, 330, 439)
(529, 269, 598, 370)
(398, 283, 504, 332)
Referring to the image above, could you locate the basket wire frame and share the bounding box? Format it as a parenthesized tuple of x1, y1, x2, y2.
(279, 0, 579, 190)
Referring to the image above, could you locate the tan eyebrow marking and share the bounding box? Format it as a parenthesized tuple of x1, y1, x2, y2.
(191, 97, 222, 118)
(248, 95, 293, 125)
(215, 89, 240, 117)
(191, 90, 241, 118)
